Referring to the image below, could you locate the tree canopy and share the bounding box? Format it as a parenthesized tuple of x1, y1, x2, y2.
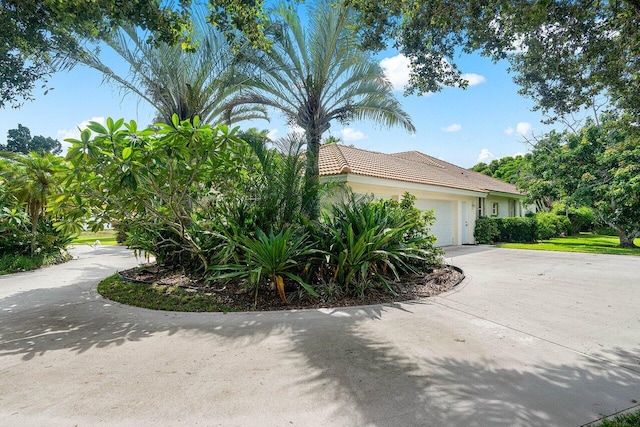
(470, 155, 530, 185)
(232, 1, 415, 219)
(1, 0, 271, 108)
(344, 0, 640, 119)
(1, 124, 62, 155)
(523, 115, 640, 247)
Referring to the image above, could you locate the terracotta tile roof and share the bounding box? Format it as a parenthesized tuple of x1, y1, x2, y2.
(319, 144, 522, 196)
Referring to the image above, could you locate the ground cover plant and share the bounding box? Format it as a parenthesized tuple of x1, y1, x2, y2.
(497, 233, 640, 256)
(598, 408, 640, 427)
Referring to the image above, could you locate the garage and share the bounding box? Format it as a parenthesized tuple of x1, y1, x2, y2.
(415, 199, 456, 246)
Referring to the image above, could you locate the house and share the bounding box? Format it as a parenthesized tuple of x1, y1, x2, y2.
(318, 144, 526, 246)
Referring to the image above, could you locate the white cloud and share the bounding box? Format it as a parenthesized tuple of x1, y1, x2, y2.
(287, 124, 305, 136)
(267, 129, 279, 140)
(477, 148, 495, 163)
(441, 123, 462, 133)
(503, 126, 514, 135)
(56, 116, 105, 154)
(57, 116, 105, 141)
(512, 152, 526, 158)
(516, 122, 532, 136)
(380, 54, 411, 91)
(461, 73, 486, 86)
(340, 127, 367, 141)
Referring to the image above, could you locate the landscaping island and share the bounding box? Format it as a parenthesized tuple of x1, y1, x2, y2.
(99, 265, 464, 312)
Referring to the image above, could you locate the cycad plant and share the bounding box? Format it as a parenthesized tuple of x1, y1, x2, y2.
(230, 0, 415, 219)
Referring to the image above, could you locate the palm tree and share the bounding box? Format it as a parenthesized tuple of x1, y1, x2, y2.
(71, 10, 266, 125)
(0, 152, 63, 255)
(230, 1, 415, 219)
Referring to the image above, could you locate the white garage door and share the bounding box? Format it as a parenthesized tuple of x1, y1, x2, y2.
(415, 199, 455, 246)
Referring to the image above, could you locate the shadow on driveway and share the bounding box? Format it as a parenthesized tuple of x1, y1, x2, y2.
(1, 283, 639, 425)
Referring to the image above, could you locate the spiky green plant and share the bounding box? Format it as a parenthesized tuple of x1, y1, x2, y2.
(209, 228, 320, 305)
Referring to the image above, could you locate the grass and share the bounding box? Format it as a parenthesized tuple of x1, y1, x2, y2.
(0, 252, 72, 275)
(98, 274, 238, 312)
(72, 230, 119, 246)
(598, 408, 640, 426)
(497, 233, 640, 256)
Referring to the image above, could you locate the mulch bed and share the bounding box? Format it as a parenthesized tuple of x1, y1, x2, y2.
(118, 264, 464, 311)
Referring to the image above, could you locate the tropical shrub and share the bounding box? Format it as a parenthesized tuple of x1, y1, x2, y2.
(209, 228, 320, 305)
(495, 217, 538, 243)
(535, 212, 570, 240)
(318, 192, 442, 297)
(0, 152, 73, 266)
(474, 216, 499, 244)
(57, 116, 247, 272)
(551, 204, 596, 235)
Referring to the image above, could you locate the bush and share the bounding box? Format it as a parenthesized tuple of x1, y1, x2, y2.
(535, 212, 570, 240)
(317, 192, 442, 297)
(551, 204, 596, 234)
(495, 217, 538, 243)
(474, 216, 499, 244)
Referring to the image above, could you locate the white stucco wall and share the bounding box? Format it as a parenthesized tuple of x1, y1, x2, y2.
(321, 175, 525, 246)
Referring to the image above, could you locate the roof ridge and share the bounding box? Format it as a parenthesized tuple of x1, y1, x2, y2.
(392, 151, 446, 169)
(327, 143, 352, 174)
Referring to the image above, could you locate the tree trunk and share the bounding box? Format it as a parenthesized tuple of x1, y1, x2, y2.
(30, 209, 39, 256)
(303, 129, 321, 220)
(618, 231, 638, 248)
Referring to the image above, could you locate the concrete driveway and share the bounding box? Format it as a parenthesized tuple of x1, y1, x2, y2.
(1, 245, 639, 426)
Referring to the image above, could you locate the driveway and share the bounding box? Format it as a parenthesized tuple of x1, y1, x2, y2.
(1, 245, 639, 426)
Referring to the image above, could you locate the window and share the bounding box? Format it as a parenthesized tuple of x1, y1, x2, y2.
(492, 202, 499, 216)
(478, 197, 484, 217)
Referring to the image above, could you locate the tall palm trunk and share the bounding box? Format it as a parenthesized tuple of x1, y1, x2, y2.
(303, 128, 322, 220)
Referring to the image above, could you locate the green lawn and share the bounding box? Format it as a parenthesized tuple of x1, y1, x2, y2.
(72, 230, 119, 246)
(497, 233, 640, 256)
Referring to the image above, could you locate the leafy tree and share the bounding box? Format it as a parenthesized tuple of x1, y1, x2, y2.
(56, 116, 247, 271)
(72, 12, 266, 125)
(343, 0, 640, 120)
(232, 1, 415, 219)
(1, 124, 62, 155)
(525, 116, 640, 247)
(1, 0, 271, 108)
(323, 135, 342, 145)
(470, 155, 531, 184)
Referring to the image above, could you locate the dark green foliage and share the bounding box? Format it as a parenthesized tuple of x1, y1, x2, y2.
(1, 124, 62, 154)
(318, 192, 442, 297)
(496, 217, 538, 243)
(524, 115, 640, 247)
(535, 212, 570, 240)
(599, 408, 640, 427)
(474, 217, 499, 244)
(551, 204, 596, 235)
(470, 155, 531, 184)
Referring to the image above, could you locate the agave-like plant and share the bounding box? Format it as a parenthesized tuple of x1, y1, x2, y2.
(209, 228, 320, 305)
(320, 193, 437, 296)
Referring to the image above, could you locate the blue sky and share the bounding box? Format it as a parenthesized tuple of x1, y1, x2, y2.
(1, 39, 555, 168)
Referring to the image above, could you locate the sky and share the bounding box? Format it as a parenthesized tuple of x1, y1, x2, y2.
(0, 32, 557, 169)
